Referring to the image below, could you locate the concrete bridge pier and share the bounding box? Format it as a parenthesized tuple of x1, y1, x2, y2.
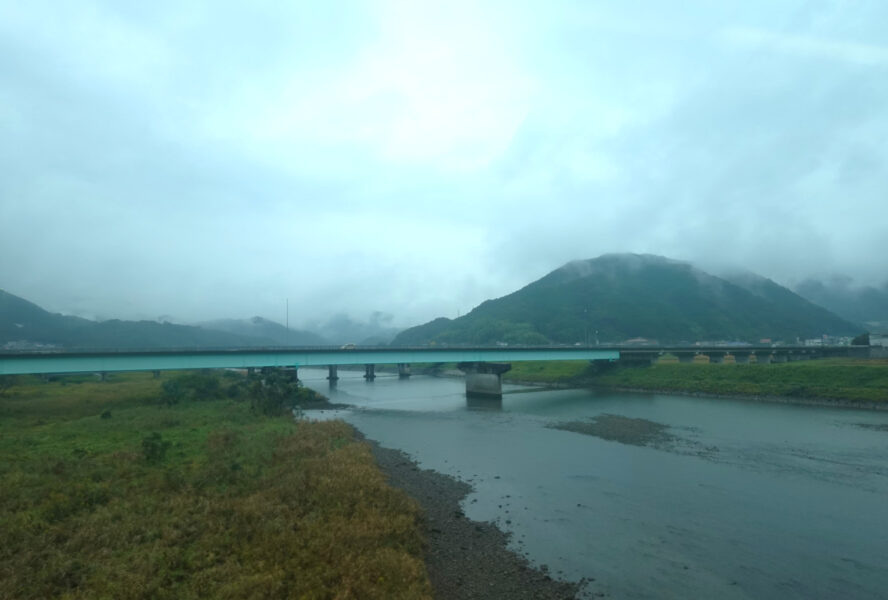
(788, 352, 810, 362)
(755, 353, 772, 364)
(364, 364, 376, 381)
(458, 362, 512, 399)
(705, 352, 726, 364)
(771, 353, 788, 363)
(398, 363, 411, 379)
(327, 365, 339, 381)
(732, 351, 752, 364)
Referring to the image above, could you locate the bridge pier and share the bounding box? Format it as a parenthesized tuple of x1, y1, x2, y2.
(398, 363, 411, 378)
(755, 353, 772, 364)
(364, 364, 376, 381)
(458, 362, 512, 399)
(327, 365, 338, 381)
(788, 352, 809, 362)
(770, 353, 788, 363)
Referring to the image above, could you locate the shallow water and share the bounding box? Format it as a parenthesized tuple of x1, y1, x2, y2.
(300, 368, 888, 599)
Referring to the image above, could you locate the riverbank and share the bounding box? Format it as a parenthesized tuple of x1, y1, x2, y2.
(361, 435, 583, 599)
(502, 358, 888, 408)
(0, 372, 431, 599)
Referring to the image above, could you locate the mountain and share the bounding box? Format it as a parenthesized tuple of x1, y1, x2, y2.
(199, 317, 328, 346)
(794, 278, 888, 331)
(392, 254, 861, 346)
(1, 289, 283, 350)
(303, 313, 402, 346)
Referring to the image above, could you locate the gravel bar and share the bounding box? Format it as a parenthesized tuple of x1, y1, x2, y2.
(365, 438, 583, 600)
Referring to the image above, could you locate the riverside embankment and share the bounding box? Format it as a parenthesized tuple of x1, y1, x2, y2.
(503, 357, 888, 409)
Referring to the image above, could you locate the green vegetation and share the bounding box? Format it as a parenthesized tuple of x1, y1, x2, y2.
(0, 371, 431, 599)
(591, 359, 888, 403)
(505, 358, 888, 404)
(392, 254, 860, 346)
(504, 360, 592, 383)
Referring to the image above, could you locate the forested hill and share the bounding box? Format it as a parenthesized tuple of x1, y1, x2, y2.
(794, 278, 888, 330)
(0, 289, 317, 349)
(392, 254, 861, 346)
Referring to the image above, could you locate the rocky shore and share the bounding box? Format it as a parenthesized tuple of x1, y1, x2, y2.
(363, 437, 584, 599)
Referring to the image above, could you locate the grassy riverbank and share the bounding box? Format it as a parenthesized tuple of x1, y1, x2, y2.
(504, 358, 888, 404)
(0, 372, 431, 599)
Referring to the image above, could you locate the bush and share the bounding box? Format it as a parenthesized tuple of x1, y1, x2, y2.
(249, 370, 299, 416)
(142, 432, 171, 464)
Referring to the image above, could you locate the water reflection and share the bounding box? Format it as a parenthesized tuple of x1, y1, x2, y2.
(466, 396, 503, 411)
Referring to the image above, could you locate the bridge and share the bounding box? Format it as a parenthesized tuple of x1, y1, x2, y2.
(0, 345, 871, 399)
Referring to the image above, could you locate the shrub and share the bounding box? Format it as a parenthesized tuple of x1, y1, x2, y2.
(142, 432, 171, 464)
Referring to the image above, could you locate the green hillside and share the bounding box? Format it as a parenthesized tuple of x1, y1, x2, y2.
(393, 254, 861, 346)
(1, 289, 280, 349)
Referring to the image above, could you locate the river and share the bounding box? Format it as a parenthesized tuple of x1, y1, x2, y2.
(298, 367, 888, 599)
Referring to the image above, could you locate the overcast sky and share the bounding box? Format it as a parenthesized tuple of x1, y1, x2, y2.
(2, 1, 886, 327)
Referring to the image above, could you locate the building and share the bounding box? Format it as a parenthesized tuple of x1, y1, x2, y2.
(871, 333, 887, 347)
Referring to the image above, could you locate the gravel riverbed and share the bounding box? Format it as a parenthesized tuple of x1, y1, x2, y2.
(364, 438, 584, 599)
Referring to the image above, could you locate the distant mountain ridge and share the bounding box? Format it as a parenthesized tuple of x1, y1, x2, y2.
(0, 289, 325, 350)
(794, 278, 888, 331)
(392, 254, 861, 346)
(199, 317, 327, 346)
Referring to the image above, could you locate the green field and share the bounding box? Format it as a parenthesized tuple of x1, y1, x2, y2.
(503, 360, 592, 383)
(0, 372, 431, 599)
(503, 358, 888, 403)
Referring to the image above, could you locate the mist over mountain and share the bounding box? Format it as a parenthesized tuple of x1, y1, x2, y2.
(199, 317, 328, 346)
(1, 289, 292, 350)
(794, 278, 888, 331)
(392, 254, 861, 346)
(303, 312, 402, 346)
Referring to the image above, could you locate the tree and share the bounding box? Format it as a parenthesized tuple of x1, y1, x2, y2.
(852, 332, 870, 346)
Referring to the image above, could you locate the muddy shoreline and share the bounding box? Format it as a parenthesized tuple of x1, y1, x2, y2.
(358, 433, 586, 599)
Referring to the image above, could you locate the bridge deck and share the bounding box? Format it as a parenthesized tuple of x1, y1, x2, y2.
(0, 347, 621, 375)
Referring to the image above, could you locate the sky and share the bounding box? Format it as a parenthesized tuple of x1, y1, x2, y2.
(2, 0, 887, 328)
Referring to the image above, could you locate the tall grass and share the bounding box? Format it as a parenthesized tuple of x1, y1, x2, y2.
(591, 358, 888, 402)
(0, 372, 431, 599)
(501, 358, 888, 403)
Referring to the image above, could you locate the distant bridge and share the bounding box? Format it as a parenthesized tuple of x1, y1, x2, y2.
(0, 345, 871, 398)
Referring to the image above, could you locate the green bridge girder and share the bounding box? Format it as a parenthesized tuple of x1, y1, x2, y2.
(0, 347, 621, 376)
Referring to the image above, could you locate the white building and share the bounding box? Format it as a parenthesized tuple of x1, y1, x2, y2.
(871, 333, 887, 347)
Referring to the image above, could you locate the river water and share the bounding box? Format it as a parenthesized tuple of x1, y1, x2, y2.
(299, 368, 888, 599)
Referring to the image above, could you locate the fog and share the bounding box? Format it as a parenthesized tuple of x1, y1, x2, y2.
(2, 1, 886, 328)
